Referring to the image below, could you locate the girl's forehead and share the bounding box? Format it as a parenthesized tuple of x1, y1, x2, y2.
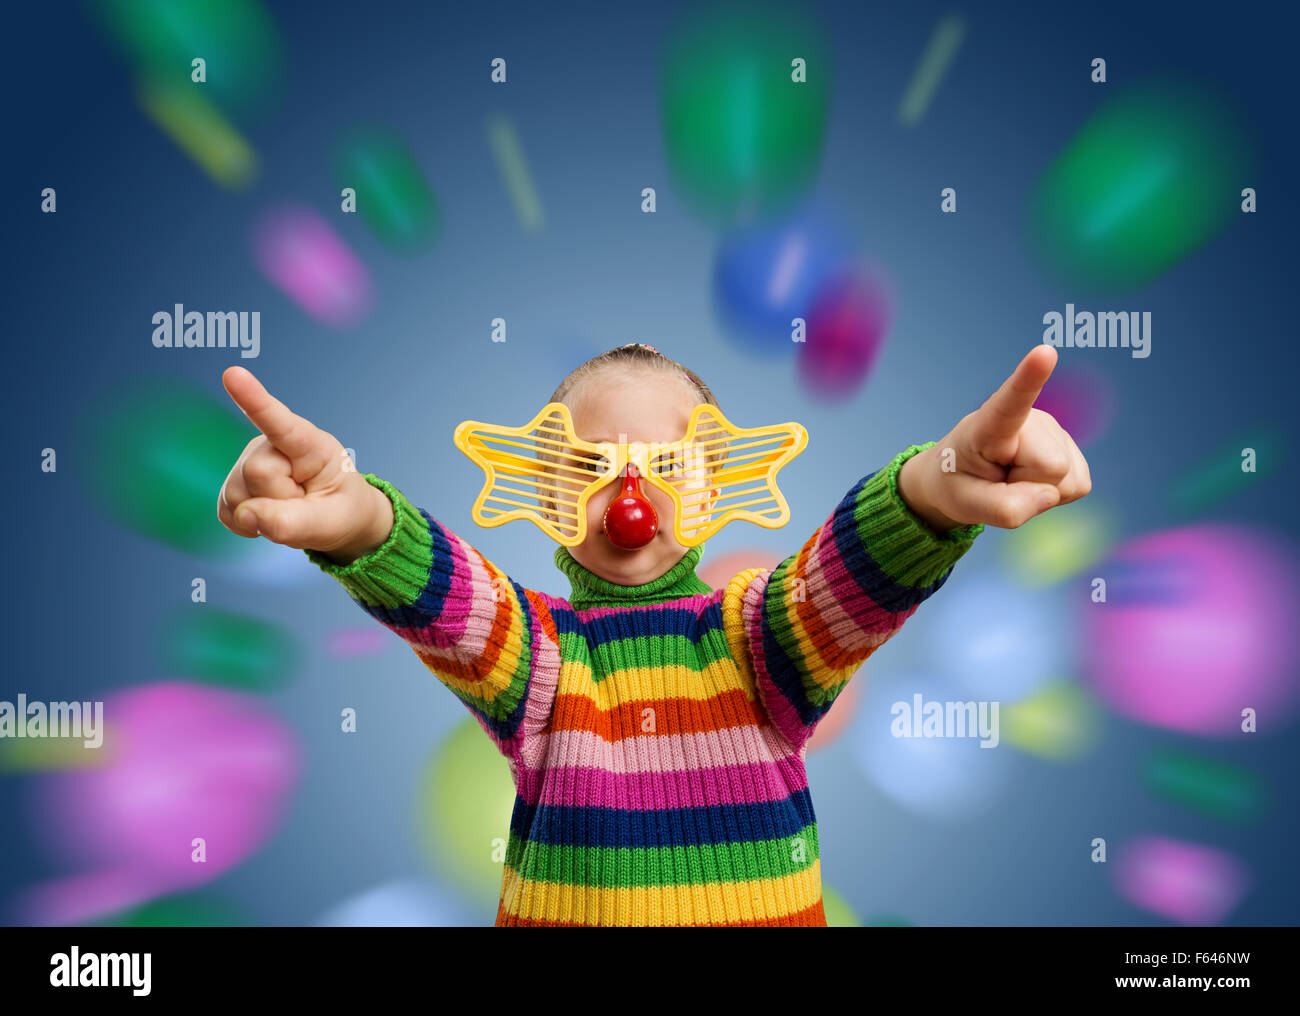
(570, 373, 696, 444)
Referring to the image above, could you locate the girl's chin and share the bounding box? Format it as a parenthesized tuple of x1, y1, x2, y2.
(607, 541, 651, 556)
(600, 545, 654, 568)
(590, 542, 668, 576)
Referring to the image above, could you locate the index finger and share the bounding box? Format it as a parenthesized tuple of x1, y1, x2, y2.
(222, 366, 317, 458)
(975, 344, 1058, 442)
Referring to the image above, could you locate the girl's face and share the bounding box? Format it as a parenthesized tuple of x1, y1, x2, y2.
(562, 370, 716, 586)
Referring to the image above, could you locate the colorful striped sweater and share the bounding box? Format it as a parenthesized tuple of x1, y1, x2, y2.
(307, 441, 983, 926)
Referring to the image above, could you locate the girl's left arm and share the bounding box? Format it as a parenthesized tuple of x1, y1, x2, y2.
(720, 442, 983, 754)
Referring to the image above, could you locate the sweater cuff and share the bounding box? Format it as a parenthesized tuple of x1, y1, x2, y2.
(304, 474, 434, 609)
(855, 443, 984, 589)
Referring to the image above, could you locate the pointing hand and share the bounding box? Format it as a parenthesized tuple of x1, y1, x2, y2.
(217, 367, 394, 563)
(897, 345, 1093, 532)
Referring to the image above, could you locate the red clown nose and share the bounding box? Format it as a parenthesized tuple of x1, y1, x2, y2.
(602, 462, 658, 549)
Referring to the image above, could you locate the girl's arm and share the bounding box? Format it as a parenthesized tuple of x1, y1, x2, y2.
(720, 442, 982, 754)
(306, 473, 562, 764)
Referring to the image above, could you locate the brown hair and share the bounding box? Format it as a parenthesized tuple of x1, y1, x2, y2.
(549, 342, 719, 411)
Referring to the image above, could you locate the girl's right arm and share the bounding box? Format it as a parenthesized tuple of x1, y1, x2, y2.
(216, 367, 561, 763)
(305, 474, 562, 762)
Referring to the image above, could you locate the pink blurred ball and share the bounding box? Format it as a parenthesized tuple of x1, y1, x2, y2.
(1081, 526, 1300, 736)
(1114, 835, 1249, 925)
(797, 266, 892, 401)
(253, 205, 371, 326)
(698, 547, 784, 590)
(1033, 363, 1114, 447)
(38, 681, 299, 883)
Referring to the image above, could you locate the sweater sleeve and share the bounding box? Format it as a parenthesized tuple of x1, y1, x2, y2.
(304, 473, 562, 764)
(720, 442, 983, 754)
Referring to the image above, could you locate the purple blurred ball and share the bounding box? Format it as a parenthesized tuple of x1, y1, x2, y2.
(36, 682, 299, 896)
(1033, 363, 1114, 447)
(796, 266, 892, 401)
(712, 205, 855, 358)
(1081, 526, 1300, 736)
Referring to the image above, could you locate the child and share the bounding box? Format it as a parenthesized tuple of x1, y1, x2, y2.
(218, 342, 1090, 926)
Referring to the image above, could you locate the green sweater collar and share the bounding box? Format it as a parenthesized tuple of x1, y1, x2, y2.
(554, 544, 712, 609)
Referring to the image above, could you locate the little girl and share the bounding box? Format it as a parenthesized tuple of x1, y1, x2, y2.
(218, 342, 1089, 926)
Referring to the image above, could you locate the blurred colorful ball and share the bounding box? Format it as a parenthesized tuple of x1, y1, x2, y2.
(95, 0, 283, 120)
(1001, 499, 1116, 589)
(315, 878, 475, 927)
(820, 883, 861, 927)
(1, 722, 118, 772)
(80, 376, 254, 556)
(712, 206, 854, 357)
(1000, 680, 1103, 761)
(698, 547, 783, 590)
(660, 2, 832, 224)
(1142, 749, 1266, 824)
(922, 570, 1076, 701)
(1168, 426, 1288, 518)
(1081, 526, 1300, 736)
(1033, 363, 1115, 448)
(92, 891, 255, 927)
(156, 608, 297, 692)
(23, 682, 298, 925)
(328, 626, 391, 657)
(136, 78, 258, 189)
(797, 266, 893, 402)
(1027, 77, 1253, 292)
(416, 717, 517, 902)
(1113, 836, 1249, 925)
(252, 205, 372, 326)
(38, 682, 298, 877)
(215, 535, 320, 587)
(335, 127, 440, 253)
(853, 671, 1013, 822)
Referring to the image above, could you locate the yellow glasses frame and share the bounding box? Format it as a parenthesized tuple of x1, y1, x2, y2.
(454, 401, 808, 547)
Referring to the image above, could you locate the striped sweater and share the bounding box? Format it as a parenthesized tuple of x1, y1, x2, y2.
(307, 441, 983, 926)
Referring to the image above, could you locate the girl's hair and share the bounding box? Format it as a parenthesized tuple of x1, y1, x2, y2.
(549, 343, 719, 410)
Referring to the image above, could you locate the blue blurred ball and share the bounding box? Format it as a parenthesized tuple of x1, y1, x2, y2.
(853, 670, 1014, 822)
(711, 204, 854, 358)
(315, 878, 475, 927)
(920, 570, 1077, 701)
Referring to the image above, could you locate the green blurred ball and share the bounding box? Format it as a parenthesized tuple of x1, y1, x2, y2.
(417, 717, 517, 903)
(335, 127, 441, 253)
(660, 1, 832, 225)
(157, 608, 297, 693)
(1027, 77, 1253, 292)
(80, 375, 254, 556)
(92, 891, 255, 927)
(821, 883, 862, 927)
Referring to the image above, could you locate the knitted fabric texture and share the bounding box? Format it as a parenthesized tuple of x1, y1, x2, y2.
(307, 441, 983, 926)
